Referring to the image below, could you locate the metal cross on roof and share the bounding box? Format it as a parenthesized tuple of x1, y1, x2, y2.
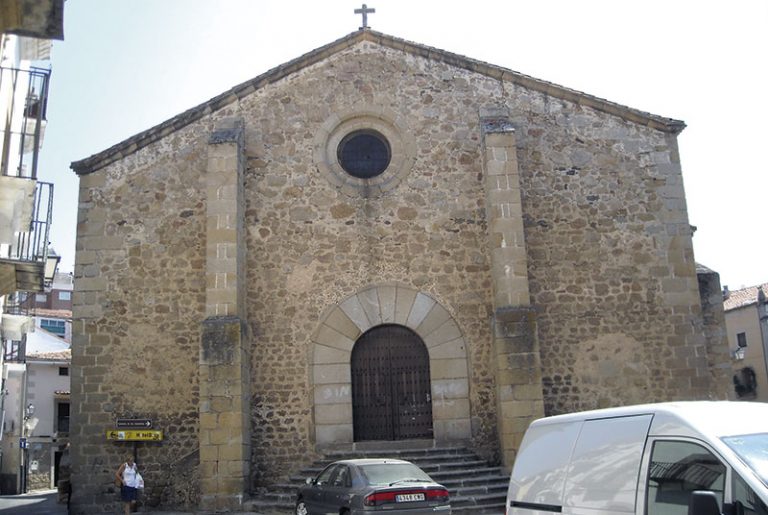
(354, 4, 375, 29)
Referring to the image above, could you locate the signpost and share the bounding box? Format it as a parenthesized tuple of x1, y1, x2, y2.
(106, 430, 163, 441)
(108, 419, 161, 468)
(116, 418, 152, 429)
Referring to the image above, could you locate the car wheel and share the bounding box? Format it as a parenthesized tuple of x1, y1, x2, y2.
(295, 500, 309, 515)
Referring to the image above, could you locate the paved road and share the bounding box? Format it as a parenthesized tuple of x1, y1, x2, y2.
(0, 489, 67, 514)
(0, 490, 278, 514)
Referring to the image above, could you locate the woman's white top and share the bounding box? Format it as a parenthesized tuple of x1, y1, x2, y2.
(122, 462, 139, 488)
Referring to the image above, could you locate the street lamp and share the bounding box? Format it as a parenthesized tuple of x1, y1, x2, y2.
(44, 252, 60, 287)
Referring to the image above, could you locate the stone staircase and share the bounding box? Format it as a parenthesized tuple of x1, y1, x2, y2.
(245, 443, 508, 514)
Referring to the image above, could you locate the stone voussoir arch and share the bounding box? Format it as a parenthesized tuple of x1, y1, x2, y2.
(310, 283, 471, 447)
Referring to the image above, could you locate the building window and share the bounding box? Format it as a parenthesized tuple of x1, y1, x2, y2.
(337, 130, 391, 178)
(59, 367, 69, 376)
(737, 332, 747, 348)
(315, 108, 416, 198)
(56, 402, 70, 433)
(35, 293, 47, 303)
(40, 319, 66, 335)
(58, 291, 71, 301)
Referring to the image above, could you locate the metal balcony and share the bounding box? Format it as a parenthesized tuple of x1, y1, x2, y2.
(0, 65, 50, 180)
(0, 180, 54, 294)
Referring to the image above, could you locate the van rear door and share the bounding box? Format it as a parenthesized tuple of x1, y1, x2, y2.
(507, 414, 652, 515)
(507, 420, 582, 514)
(562, 415, 653, 512)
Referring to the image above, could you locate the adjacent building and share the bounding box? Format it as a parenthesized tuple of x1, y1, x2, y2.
(0, 271, 71, 493)
(1, 348, 70, 493)
(0, 0, 65, 494)
(724, 283, 768, 401)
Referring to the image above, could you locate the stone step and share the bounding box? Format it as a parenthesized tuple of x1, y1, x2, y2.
(252, 445, 509, 515)
(451, 504, 506, 515)
(318, 449, 479, 464)
(451, 491, 507, 506)
(292, 458, 492, 480)
(245, 492, 507, 515)
(269, 476, 508, 499)
(323, 444, 471, 458)
(439, 474, 509, 488)
(247, 490, 507, 513)
(453, 482, 508, 497)
(428, 466, 506, 481)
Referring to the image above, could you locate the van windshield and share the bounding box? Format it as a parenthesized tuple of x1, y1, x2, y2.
(721, 433, 768, 486)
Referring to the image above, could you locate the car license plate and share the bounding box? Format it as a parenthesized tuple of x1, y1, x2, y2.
(395, 493, 425, 502)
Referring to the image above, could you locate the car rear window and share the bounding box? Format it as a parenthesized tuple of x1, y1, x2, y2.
(359, 463, 432, 485)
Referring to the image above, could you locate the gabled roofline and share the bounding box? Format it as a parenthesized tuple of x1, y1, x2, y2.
(71, 29, 686, 176)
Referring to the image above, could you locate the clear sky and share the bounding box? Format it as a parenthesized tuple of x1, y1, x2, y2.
(39, 0, 767, 289)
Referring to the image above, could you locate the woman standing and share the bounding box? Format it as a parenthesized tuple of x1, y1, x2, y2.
(115, 455, 140, 514)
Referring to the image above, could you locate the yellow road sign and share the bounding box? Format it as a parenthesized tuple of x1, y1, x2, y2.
(106, 429, 163, 441)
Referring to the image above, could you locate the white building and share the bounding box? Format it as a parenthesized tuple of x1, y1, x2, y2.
(724, 283, 768, 402)
(0, 1, 65, 493)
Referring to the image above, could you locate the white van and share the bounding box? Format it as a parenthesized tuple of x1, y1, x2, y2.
(505, 401, 768, 515)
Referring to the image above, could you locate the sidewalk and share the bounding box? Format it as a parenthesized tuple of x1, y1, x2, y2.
(0, 489, 67, 514)
(0, 490, 281, 515)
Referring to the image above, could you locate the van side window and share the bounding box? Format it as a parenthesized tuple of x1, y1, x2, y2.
(646, 440, 726, 515)
(732, 472, 768, 515)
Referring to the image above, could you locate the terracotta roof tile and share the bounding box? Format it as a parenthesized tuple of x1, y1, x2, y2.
(723, 282, 768, 311)
(27, 349, 71, 361)
(34, 308, 72, 319)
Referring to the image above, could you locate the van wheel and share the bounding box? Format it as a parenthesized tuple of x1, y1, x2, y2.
(295, 500, 308, 515)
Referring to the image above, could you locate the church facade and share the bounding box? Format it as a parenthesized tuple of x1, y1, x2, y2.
(69, 30, 731, 512)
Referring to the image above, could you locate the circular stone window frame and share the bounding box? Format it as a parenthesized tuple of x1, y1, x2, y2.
(314, 106, 416, 197)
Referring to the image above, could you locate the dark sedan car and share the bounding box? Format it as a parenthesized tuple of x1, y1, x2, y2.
(295, 458, 451, 514)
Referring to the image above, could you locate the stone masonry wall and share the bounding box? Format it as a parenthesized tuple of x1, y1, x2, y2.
(500, 86, 732, 411)
(71, 123, 211, 512)
(234, 44, 500, 483)
(72, 39, 729, 511)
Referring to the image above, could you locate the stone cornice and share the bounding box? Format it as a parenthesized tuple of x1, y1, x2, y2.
(72, 29, 685, 176)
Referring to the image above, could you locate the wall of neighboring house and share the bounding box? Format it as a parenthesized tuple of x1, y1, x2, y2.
(726, 304, 768, 402)
(33, 289, 72, 312)
(0, 364, 24, 493)
(31, 273, 73, 341)
(26, 360, 69, 436)
(1, 5, 63, 494)
(25, 359, 69, 491)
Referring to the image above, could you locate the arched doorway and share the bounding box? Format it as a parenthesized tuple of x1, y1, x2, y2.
(351, 324, 433, 441)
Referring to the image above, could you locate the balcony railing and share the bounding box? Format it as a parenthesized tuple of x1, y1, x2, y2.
(7, 180, 53, 262)
(0, 65, 50, 180)
(2, 291, 32, 316)
(13, 179, 51, 255)
(0, 180, 54, 292)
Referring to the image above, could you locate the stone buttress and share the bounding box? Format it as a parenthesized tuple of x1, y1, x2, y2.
(480, 108, 546, 468)
(199, 118, 251, 509)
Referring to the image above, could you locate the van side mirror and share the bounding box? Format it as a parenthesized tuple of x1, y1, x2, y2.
(305, 477, 313, 485)
(689, 491, 722, 515)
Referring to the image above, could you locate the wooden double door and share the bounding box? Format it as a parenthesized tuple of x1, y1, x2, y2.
(351, 325, 434, 441)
